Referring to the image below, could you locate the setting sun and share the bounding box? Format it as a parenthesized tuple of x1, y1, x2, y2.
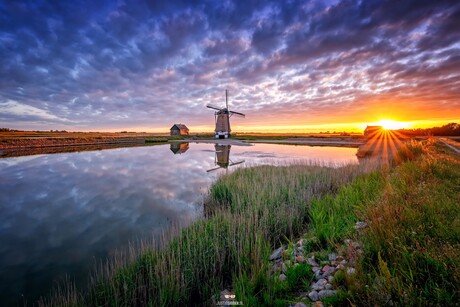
(375, 120, 410, 130)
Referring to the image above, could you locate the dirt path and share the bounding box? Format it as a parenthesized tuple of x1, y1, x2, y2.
(248, 139, 364, 147)
(438, 137, 460, 153)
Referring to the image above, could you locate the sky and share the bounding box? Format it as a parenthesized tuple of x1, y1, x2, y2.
(1, 0, 459, 133)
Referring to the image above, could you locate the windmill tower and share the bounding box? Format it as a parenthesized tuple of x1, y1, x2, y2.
(206, 90, 245, 139)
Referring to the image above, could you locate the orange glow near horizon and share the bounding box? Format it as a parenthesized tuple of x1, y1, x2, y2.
(64, 118, 459, 134)
(358, 126, 411, 165)
(374, 120, 411, 130)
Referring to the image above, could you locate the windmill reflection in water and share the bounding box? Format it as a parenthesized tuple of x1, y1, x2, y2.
(206, 144, 245, 173)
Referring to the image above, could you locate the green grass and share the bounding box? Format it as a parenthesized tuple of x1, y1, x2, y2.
(350, 141, 460, 305)
(40, 138, 459, 306)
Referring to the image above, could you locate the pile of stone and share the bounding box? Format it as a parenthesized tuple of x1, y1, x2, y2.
(270, 236, 364, 305)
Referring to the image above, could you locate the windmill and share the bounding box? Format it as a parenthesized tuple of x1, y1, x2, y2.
(206, 90, 245, 139)
(206, 144, 245, 172)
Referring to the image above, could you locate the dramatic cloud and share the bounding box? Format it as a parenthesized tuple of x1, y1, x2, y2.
(1, 0, 459, 131)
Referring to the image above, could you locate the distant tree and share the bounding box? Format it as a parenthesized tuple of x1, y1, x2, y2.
(398, 122, 460, 136)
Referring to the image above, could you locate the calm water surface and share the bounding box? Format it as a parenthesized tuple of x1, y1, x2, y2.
(0, 143, 357, 305)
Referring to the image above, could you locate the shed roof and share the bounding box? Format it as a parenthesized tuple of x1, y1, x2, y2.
(170, 124, 189, 130)
(365, 125, 382, 130)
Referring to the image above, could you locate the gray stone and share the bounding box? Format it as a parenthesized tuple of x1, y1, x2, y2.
(322, 265, 336, 278)
(328, 253, 337, 261)
(308, 290, 319, 302)
(340, 259, 347, 265)
(311, 278, 327, 291)
(354, 221, 368, 229)
(337, 264, 345, 270)
(294, 303, 307, 307)
(307, 257, 319, 267)
(327, 275, 334, 283)
(270, 247, 283, 261)
(322, 265, 332, 272)
(325, 283, 333, 290)
(279, 273, 286, 281)
(314, 270, 323, 280)
(318, 290, 338, 299)
(312, 266, 321, 273)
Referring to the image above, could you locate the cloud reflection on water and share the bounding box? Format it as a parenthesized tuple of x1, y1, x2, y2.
(0, 143, 357, 304)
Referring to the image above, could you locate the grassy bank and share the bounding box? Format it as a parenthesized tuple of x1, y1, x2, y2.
(350, 140, 460, 305)
(41, 139, 459, 306)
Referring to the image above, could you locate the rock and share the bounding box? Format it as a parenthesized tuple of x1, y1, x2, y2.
(307, 257, 320, 267)
(328, 253, 337, 261)
(295, 255, 306, 263)
(308, 290, 319, 302)
(325, 283, 333, 290)
(272, 260, 283, 272)
(322, 265, 336, 278)
(344, 239, 351, 245)
(340, 259, 347, 265)
(347, 267, 356, 275)
(279, 273, 286, 281)
(322, 265, 332, 272)
(354, 221, 368, 229)
(314, 270, 323, 280)
(270, 247, 283, 261)
(318, 290, 338, 299)
(312, 266, 321, 273)
(327, 275, 334, 283)
(294, 303, 307, 307)
(337, 264, 345, 270)
(314, 302, 324, 307)
(311, 278, 328, 291)
(336, 255, 344, 262)
(296, 246, 304, 253)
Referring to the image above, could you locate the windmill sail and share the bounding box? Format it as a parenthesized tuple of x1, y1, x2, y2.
(206, 104, 222, 111)
(229, 110, 245, 117)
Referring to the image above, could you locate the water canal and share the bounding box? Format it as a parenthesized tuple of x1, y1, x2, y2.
(0, 142, 358, 304)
